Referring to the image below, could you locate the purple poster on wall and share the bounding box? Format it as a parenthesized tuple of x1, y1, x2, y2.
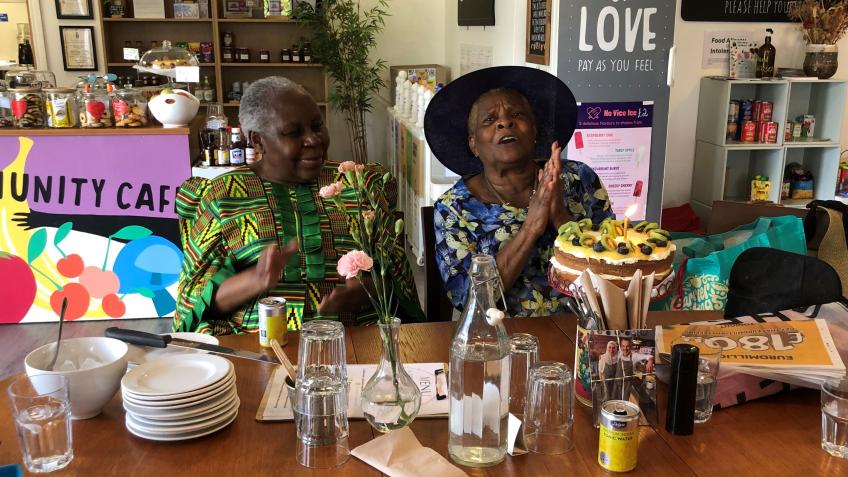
(0, 134, 191, 323)
(567, 101, 654, 220)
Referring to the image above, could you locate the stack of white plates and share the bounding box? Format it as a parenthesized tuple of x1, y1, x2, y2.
(120, 354, 239, 441)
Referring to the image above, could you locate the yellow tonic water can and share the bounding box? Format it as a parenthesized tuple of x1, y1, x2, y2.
(258, 297, 287, 348)
(598, 400, 640, 472)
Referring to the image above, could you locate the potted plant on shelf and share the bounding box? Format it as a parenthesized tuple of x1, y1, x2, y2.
(789, 0, 848, 79)
(319, 162, 421, 432)
(295, 0, 389, 164)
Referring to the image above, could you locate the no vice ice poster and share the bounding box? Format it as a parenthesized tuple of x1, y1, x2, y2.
(567, 102, 653, 220)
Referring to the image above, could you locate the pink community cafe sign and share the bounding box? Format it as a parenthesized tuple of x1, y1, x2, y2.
(0, 134, 192, 323)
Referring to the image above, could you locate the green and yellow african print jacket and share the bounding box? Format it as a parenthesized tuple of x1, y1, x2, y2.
(173, 163, 425, 335)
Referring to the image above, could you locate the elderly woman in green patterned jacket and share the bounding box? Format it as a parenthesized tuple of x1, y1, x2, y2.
(173, 76, 424, 335)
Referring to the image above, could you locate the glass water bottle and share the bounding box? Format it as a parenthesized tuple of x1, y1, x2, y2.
(448, 254, 511, 467)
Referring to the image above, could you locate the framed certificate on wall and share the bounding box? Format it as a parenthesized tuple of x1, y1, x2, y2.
(55, 0, 93, 19)
(59, 26, 98, 71)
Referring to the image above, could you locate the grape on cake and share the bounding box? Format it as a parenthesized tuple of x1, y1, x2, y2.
(550, 218, 676, 289)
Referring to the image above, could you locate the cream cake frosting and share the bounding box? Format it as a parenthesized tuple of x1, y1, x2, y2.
(550, 218, 676, 289)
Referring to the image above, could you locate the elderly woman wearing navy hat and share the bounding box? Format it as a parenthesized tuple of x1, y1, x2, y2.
(424, 66, 614, 317)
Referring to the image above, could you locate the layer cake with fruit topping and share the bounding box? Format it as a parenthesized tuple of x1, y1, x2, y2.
(550, 218, 676, 289)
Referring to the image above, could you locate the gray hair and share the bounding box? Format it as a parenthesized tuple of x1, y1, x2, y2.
(238, 76, 311, 139)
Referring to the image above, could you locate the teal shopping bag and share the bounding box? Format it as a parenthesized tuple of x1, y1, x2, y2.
(666, 216, 807, 311)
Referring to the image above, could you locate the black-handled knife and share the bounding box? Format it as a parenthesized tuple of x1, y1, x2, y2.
(105, 327, 280, 364)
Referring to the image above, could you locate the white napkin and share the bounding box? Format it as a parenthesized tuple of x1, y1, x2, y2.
(351, 427, 467, 477)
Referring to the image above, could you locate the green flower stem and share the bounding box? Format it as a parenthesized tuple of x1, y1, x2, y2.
(101, 234, 115, 271)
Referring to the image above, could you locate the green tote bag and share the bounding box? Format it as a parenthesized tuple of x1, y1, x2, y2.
(668, 216, 807, 311)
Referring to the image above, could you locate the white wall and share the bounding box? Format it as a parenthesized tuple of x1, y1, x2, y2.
(0, 1, 29, 63)
(26, 0, 106, 86)
(329, 0, 447, 164)
(664, 0, 848, 207)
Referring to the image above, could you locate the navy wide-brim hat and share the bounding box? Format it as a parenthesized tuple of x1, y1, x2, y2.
(424, 66, 578, 177)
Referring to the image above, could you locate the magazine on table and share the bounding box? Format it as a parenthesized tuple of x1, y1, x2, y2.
(257, 362, 449, 421)
(655, 303, 847, 388)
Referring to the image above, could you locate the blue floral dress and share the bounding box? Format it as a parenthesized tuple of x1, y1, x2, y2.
(434, 159, 614, 317)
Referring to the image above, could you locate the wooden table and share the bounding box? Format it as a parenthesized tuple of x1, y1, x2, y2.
(1, 314, 845, 476)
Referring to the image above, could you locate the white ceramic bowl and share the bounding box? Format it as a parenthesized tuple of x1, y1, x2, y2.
(25, 337, 128, 419)
(148, 89, 200, 128)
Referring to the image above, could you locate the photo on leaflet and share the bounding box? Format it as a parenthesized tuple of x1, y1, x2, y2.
(589, 329, 658, 426)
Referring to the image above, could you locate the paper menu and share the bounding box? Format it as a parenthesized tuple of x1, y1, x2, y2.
(257, 363, 450, 421)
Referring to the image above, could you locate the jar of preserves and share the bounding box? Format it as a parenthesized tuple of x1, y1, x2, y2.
(112, 88, 149, 128)
(222, 46, 234, 63)
(80, 91, 113, 128)
(281, 48, 291, 63)
(302, 42, 312, 63)
(10, 87, 45, 128)
(0, 89, 13, 128)
(259, 49, 270, 62)
(238, 47, 250, 63)
(291, 44, 301, 63)
(43, 88, 79, 128)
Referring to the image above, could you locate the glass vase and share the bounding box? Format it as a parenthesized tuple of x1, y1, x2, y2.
(360, 317, 421, 432)
(803, 44, 838, 79)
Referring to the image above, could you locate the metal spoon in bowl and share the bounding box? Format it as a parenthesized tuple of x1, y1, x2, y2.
(47, 298, 68, 371)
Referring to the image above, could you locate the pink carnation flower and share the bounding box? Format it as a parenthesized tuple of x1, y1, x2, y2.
(338, 161, 357, 173)
(354, 164, 366, 173)
(319, 181, 344, 198)
(337, 250, 374, 279)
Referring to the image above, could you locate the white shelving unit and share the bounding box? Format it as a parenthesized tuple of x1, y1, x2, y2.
(691, 77, 847, 224)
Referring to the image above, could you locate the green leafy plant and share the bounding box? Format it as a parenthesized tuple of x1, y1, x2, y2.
(295, 0, 389, 164)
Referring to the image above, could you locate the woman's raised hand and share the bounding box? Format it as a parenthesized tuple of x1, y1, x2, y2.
(546, 141, 572, 227)
(255, 240, 298, 292)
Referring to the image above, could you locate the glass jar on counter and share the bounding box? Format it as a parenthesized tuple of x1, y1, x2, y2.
(10, 87, 45, 128)
(79, 91, 113, 128)
(112, 88, 149, 128)
(0, 89, 13, 128)
(43, 88, 79, 128)
(222, 47, 234, 62)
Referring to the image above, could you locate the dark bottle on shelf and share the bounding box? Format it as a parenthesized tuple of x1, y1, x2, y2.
(302, 42, 311, 63)
(222, 47, 234, 63)
(291, 43, 301, 63)
(223, 32, 234, 48)
(18, 39, 34, 66)
(229, 127, 246, 165)
(757, 29, 776, 78)
(281, 48, 291, 63)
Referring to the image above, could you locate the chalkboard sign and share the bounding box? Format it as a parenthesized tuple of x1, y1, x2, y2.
(525, 0, 551, 65)
(682, 0, 799, 22)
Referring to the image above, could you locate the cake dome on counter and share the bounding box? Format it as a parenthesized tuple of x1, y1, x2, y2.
(136, 40, 198, 78)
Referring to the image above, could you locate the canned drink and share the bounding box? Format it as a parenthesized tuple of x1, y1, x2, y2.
(728, 100, 739, 122)
(765, 122, 778, 144)
(740, 121, 756, 143)
(757, 121, 769, 143)
(758, 101, 773, 122)
(739, 99, 753, 121)
(598, 400, 640, 473)
(726, 121, 738, 142)
(258, 297, 287, 348)
(752, 100, 761, 123)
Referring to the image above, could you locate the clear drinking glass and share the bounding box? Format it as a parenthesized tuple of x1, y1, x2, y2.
(509, 333, 539, 418)
(294, 320, 350, 468)
(7, 374, 73, 473)
(672, 338, 721, 424)
(821, 377, 848, 459)
(523, 361, 574, 454)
